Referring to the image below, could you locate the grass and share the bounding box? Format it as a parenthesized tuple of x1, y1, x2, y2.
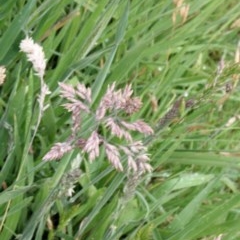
(1, 0, 240, 239)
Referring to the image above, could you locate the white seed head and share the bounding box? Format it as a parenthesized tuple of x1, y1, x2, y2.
(20, 37, 46, 78)
(0, 66, 6, 85)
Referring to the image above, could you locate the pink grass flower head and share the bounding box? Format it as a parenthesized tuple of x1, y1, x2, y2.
(59, 82, 92, 135)
(59, 82, 91, 114)
(120, 84, 142, 114)
(136, 153, 152, 173)
(20, 37, 46, 78)
(120, 120, 154, 136)
(96, 83, 116, 120)
(96, 82, 142, 120)
(83, 131, 101, 162)
(59, 82, 91, 103)
(104, 142, 123, 171)
(43, 142, 73, 161)
(44, 81, 154, 175)
(105, 117, 132, 142)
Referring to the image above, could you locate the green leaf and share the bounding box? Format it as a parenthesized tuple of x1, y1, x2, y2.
(0, 0, 37, 63)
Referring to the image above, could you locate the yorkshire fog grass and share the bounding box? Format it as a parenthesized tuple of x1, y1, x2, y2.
(1, 1, 240, 240)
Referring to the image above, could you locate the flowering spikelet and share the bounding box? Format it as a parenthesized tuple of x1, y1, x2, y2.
(59, 82, 92, 135)
(20, 37, 46, 78)
(70, 105, 82, 135)
(136, 153, 152, 173)
(96, 83, 116, 120)
(120, 84, 142, 114)
(119, 141, 152, 173)
(120, 120, 154, 135)
(0, 66, 6, 86)
(63, 101, 90, 114)
(43, 142, 73, 161)
(120, 146, 137, 172)
(104, 142, 123, 171)
(96, 83, 142, 120)
(83, 131, 101, 162)
(123, 97, 142, 114)
(76, 83, 92, 103)
(105, 118, 132, 142)
(128, 141, 145, 153)
(60, 82, 91, 113)
(59, 82, 91, 103)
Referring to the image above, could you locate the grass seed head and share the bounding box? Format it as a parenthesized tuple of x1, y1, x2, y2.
(20, 37, 46, 78)
(0, 66, 6, 85)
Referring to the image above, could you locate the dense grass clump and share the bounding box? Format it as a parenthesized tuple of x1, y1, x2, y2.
(1, 1, 240, 239)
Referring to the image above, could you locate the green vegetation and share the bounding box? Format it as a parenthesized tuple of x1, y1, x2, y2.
(1, 0, 240, 239)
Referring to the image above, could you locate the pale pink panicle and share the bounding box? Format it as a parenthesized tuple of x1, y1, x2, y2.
(105, 118, 132, 142)
(20, 37, 46, 78)
(43, 142, 73, 161)
(105, 118, 122, 138)
(0, 66, 6, 85)
(96, 83, 116, 120)
(71, 106, 81, 134)
(120, 145, 132, 156)
(96, 82, 142, 119)
(59, 82, 92, 103)
(121, 143, 152, 173)
(122, 84, 133, 99)
(83, 131, 100, 162)
(123, 97, 142, 114)
(61, 103, 82, 137)
(136, 153, 152, 173)
(120, 146, 138, 172)
(104, 143, 123, 171)
(127, 156, 138, 172)
(102, 83, 117, 109)
(121, 120, 153, 135)
(121, 84, 142, 114)
(76, 138, 87, 149)
(59, 82, 76, 100)
(59, 82, 90, 113)
(95, 106, 106, 121)
(129, 141, 146, 153)
(44, 81, 153, 174)
(63, 101, 90, 113)
(59, 83, 90, 136)
(132, 120, 154, 135)
(95, 83, 127, 120)
(76, 83, 92, 103)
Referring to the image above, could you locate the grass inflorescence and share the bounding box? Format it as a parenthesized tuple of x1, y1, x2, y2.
(1, 1, 240, 240)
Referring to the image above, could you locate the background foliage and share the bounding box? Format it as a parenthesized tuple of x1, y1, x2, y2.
(1, 0, 240, 239)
